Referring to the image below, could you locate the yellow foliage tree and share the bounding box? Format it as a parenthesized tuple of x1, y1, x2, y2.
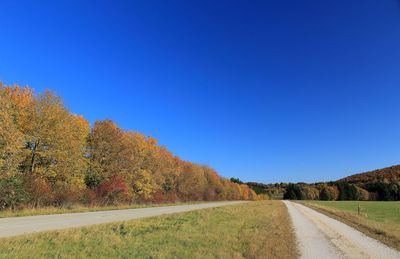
(177, 163, 208, 201)
(127, 169, 156, 201)
(0, 83, 259, 208)
(0, 85, 25, 179)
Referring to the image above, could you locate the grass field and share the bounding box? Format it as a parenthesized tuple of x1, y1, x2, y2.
(301, 201, 400, 250)
(0, 201, 297, 259)
(304, 201, 400, 224)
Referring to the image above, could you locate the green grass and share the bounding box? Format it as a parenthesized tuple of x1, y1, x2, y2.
(304, 201, 400, 224)
(301, 200, 400, 251)
(0, 201, 205, 218)
(0, 201, 297, 259)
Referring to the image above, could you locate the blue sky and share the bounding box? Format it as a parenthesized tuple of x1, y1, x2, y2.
(1, 1, 400, 183)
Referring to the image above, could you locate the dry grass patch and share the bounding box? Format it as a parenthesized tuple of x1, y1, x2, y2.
(300, 201, 400, 251)
(0, 201, 297, 259)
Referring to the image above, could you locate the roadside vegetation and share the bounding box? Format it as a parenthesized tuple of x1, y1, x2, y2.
(0, 83, 258, 213)
(0, 201, 297, 259)
(301, 201, 400, 251)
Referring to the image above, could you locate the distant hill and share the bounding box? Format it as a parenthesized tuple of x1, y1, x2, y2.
(245, 164, 400, 201)
(240, 164, 400, 201)
(338, 165, 400, 184)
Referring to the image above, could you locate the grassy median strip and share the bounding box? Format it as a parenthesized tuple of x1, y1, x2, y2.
(0, 201, 296, 259)
(300, 201, 400, 251)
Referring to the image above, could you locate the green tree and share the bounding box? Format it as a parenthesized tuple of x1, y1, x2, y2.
(319, 188, 331, 200)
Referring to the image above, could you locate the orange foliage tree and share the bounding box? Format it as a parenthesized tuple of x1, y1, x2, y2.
(0, 83, 258, 209)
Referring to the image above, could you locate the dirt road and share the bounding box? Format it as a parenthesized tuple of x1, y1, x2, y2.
(0, 201, 246, 238)
(284, 200, 400, 259)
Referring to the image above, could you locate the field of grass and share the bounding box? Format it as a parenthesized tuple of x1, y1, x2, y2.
(0, 201, 205, 218)
(304, 201, 400, 224)
(301, 200, 400, 250)
(0, 201, 297, 259)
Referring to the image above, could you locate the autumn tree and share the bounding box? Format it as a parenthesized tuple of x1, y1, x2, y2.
(247, 187, 258, 200)
(221, 180, 241, 200)
(356, 186, 370, 201)
(0, 85, 25, 179)
(0, 83, 259, 209)
(87, 121, 159, 202)
(0, 85, 90, 206)
(203, 167, 224, 200)
(177, 163, 208, 201)
(301, 185, 319, 200)
(87, 120, 129, 181)
(4, 88, 88, 202)
(124, 132, 159, 199)
(127, 168, 155, 201)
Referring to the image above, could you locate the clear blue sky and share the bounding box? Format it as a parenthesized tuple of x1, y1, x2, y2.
(1, 1, 400, 183)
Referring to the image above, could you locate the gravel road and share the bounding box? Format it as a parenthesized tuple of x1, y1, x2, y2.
(284, 200, 400, 259)
(0, 201, 246, 238)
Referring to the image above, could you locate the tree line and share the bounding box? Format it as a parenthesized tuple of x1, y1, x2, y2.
(283, 181, 400, 201)
(0, 83, 258, 210)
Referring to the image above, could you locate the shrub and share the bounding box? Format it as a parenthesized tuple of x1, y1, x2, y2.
(25, 176, 54, 207)
(97, 175, 129, 205)
(0, 176, 27, 210)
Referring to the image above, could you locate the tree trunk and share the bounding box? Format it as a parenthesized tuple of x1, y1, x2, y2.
(30, 140, 39, 174)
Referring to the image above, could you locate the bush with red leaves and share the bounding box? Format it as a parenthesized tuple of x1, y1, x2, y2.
(97, 175, 129, 205)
